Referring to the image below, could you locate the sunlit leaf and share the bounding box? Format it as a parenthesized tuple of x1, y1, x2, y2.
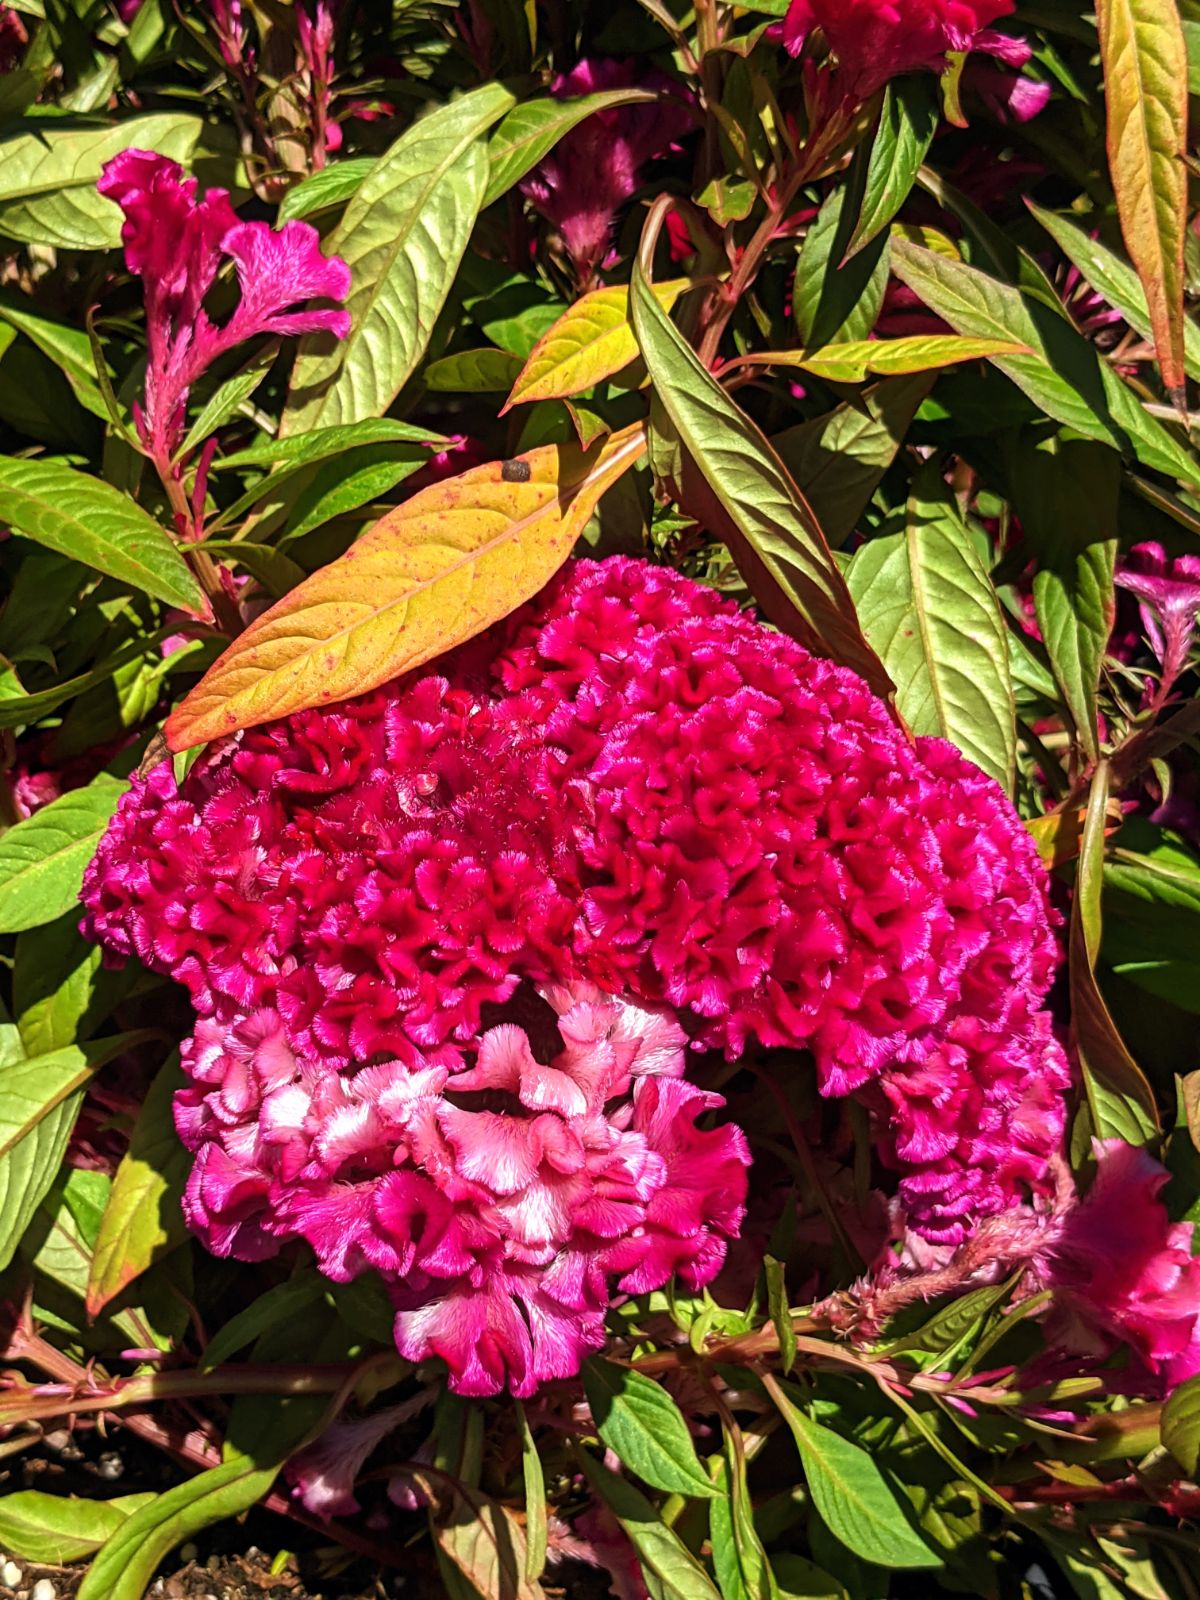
(167, 424, 646, 749)
(1096, 0, 1189, 397)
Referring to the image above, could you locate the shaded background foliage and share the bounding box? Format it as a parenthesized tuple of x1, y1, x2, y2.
(0, 0, 1198, 1596)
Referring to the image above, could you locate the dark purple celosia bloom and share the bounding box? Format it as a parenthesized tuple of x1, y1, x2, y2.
(0, 4, 27, 72)
(520, 59, 693, 287)
(98, 151, 350, 469)
(781, 0, 1029, 101)
(82, 558, 1068, 1390)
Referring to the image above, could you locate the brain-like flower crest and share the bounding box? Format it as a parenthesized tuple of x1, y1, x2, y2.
(82, 556, 1070, 1392)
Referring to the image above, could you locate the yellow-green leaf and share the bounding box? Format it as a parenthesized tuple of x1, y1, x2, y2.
(746, 335, 1029, 385)
(1070, 763, 1160, 1145)
(1097, 0, 1189, 398)
(505, 279, 690, 409)
(166, 425, 646, 751)
(86, 1055, 189, 1317)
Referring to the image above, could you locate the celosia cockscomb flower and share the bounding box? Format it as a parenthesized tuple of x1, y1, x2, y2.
(83, 557, 1068, 1391)
(781, 0, 1029, 101)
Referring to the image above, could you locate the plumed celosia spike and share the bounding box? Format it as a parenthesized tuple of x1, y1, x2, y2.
(98, 150, 350, 463)
(781, 0, 1023, 100)
(520, 57, 693, 285)
(1038, 1141, 1200, 1394)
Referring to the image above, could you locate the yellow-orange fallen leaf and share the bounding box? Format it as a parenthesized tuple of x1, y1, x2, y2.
(166, 422, 646, 751)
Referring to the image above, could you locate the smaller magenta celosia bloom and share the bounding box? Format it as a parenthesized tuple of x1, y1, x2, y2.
(1039, 1142, 1200, 1393)
(521, 59, 692, 285)
(1115, 542, 1200, 691)
(82, 557, 1068, 1391)
(782, 0, 1027, 100)
(97, 151, 350, 464)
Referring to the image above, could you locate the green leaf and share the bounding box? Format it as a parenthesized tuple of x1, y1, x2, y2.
(87, 1055, 189, 1316)
(278, 156, 377, 222)
(710, 1433, 779, 1600)
(0, 774, 127, 934)
(765, 1256, 797, 1377)
(754, 335, 1029, 385)
(213, 418, 443, 471)
(425, 347, 525, 392)
(1010, 436, 1119, 764)
(0, 1490, 156, 1563)
(0, 458, 207, 614)
(1027, 202, 1200, 383)
(630, 245, 891, 698)
(14, 914, 111, 1055)
(890, 238, 1198, 484)
(0, 1036, 136, 1272)
(1097, 0, 1189, 396)
(1162, 1373, 1200, 1475)
(284, 84, 515, 434)
(178, 348, 276, 459)
(77, 1454, 283, 1600)
(279, 443, 431, 544)
(1070, 764, 1160, 1145)
(515, 1399, 547, 1585)
(880, 1280, 1011, 1360)
(0, 113, 202, 249)
(847, 468, 1016, 791)
(766, 1379, 940, 1570)
(773, 376, 932, 546)
(0, 291, 108, 418)
(578, 1451, 724, 1600)
(847, 78, 939, 257)
(583, 1357, 717, 1500)
(483, 89, 658, 209)
(794, 190, 890, 348)
(200, 1271, 325, 1371)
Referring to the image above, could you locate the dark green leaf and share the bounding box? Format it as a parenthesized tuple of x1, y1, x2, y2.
(630, 246, 892, 697)
(0, 459, 207, 614)
(578, 1451, 723, 1600)
(846, 467, 1016, 791)
(0, 775, 127, 933)
(794, 190, 890, 348)
(0, 1490, 156, 1563)
(583, 1357, 717, 1499)
(848, 79, 939, 257)
(766, 1378, 940, 1570)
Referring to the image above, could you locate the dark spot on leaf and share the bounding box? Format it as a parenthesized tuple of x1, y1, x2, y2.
(501, 459, 531, 483)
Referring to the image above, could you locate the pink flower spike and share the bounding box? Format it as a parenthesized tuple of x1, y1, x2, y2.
(781, 0, 1023, 101)
(1115, 542, 1200, 694)
(98, 151, 350, 470)
(1040, 1140, 1200, 1395)
(287, 1390, 434, 1518)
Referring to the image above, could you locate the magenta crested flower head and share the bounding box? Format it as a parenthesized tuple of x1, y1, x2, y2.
(82, 557, 1067, 1392)
(520, 59, 693, 288)
(781, 0, 1027, 102)
(98, 151, 350, 467)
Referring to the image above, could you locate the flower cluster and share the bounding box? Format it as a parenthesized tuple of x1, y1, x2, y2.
(83, 557, 1069, 1389)
(98, 151, 350, 471)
